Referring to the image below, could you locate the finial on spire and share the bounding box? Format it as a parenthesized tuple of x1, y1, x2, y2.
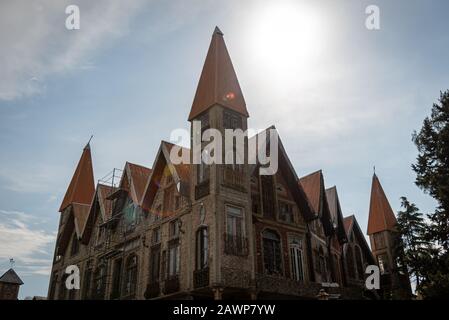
(213, 26, 223, 36)
(373, 165, 376, 175)
(9, 258, 15, 269)
(85, 135, 93, 149)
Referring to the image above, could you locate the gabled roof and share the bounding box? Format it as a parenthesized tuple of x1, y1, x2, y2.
(81, 183, 113, 244)
(367, 173, 398, 235)
(299, 170, 322, 215)
(140, 141, 191, 211)
(188, 27, 248, 121)
(343, 215, 354, 235)
(72, 203, 91, 237)
(59, 144, 95, 212)
(126, 162, 152, 204)
(344, 215, 375, 265)
(299, 170, 333, 235)
(248, 127, 314, 221)
(0, 268, 23, 285)
(57, 202, 91, 254)
(326, 186, 348, 243)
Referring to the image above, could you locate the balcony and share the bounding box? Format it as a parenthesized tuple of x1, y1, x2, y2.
(164, 276, 180, 294)
(193, 267, 209, 288)
(222, 166, 245, 192)
(224, 233, 248, 256)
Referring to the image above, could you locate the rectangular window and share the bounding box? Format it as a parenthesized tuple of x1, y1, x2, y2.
(152, 227, 161, 244)
(161, 250, 167, 280)
(226, 205, 243, 237)
(374, 232, 386, 249)
(279, 202, 294, 223)
(225, 205, 246, 255)
(111, 258, 122, 299)
(169, 220, 180, 239)
(150, 247, 160, 283)
(123, 199, 137, 232)
(196, 228, 208, 270)
(261, 175, 276, 219)
(289, 237, 304, 281)
(168, 242, 180, 277)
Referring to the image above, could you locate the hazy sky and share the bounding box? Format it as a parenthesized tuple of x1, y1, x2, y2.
(0, 0, 448, 298)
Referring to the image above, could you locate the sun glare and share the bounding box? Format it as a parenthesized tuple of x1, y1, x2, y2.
(246, 2, 328, 86)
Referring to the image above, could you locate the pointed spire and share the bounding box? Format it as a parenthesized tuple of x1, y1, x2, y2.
(367, 173, 398, 234)
(188, 26, 248, 120)
(59, 143, 95, 212)
(85, 135, 93, 150)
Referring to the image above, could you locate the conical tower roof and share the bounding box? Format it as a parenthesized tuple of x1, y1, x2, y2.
(367, 173, 398, 234)
(188, 27, 248, 120)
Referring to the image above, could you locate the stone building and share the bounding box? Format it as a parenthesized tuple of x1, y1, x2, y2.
(48, 27, 407, 300)
(0, 268, 23, 300)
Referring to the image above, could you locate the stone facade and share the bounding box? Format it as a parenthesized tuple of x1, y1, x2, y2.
(47, 27, 401, 300)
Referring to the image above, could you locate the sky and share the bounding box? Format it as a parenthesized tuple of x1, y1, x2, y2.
(0, 0, 448, 298)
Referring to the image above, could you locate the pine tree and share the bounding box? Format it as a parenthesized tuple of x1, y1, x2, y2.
(395, 197, 428, 290)
(412, 90, 449, 251)
(411, 90, 449, 298)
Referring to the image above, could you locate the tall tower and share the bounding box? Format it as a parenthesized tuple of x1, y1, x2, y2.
(367, 173, 411, 298)
(188, 27, 254, 299)
(48, 142, 95, 299)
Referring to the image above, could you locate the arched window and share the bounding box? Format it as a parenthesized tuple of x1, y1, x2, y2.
(196, 227, 208, 270)
(124, 255, 138, 297)
(262, 229, 283, 275)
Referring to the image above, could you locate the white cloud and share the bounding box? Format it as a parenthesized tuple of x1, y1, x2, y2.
(0, 209, 55, 276)
(0, 0, 145, 101)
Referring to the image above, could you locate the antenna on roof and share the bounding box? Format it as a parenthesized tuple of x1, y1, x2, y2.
(85, 135, 93, 149)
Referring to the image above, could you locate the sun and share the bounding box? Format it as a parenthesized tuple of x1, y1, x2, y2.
(246, 1, 327, 84)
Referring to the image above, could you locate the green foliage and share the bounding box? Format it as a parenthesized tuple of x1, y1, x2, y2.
(395, 197, 428, 285)
(406, 90, 449, 299)
(412, 90, 449, 251)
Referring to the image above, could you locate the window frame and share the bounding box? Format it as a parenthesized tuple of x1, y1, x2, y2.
(196, 227, 209, 270)
(288, 236, 304, 282)
(261, 229, 283, 275)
